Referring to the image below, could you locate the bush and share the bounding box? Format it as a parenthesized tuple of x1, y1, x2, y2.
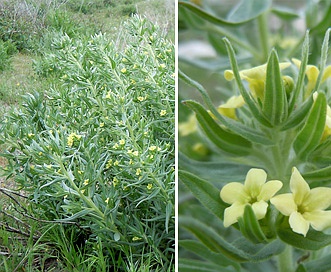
(1, 15, 174, 271)
(0, 40, 17, 71)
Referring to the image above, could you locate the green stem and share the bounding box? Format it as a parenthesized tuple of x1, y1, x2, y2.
(278, 245, 293, 272)
(257, 12, 269, 63)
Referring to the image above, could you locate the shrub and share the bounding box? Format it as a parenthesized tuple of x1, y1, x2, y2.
(0, 40, 17, 71)
(1, 15, 174, 271)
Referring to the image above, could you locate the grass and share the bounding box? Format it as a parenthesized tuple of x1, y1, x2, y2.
(0, 1, 175, 271)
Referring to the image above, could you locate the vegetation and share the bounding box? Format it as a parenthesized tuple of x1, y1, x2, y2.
(0, 0, 174, 271)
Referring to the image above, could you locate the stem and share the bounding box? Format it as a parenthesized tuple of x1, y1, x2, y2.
(257, 12, 269, 63)
(278, 245, 293, 272)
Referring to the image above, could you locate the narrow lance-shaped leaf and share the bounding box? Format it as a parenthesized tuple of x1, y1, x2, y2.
(296, 254, 331, 272)
(281, 95, 313, 131)
(179, 217, 249, 262)
(263, 49, 288, 125)
(312, 28, 331, 94)
(302, 165, 331, 188)
(178, 0, 271, 26)
(223, 38, 272, 127)
(179, 69, 273, 145)
(289, 30, 309, 113)
(184, 100, 252, 156)
(238, 205, 268, 244)
(293, 92, 326, 160)
(179, 240, 240, 271)
(179, 170, 226, 219)
(276, 215, 331, 250)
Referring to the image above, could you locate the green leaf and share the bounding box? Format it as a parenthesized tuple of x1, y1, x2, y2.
(179, 217, 249, 262)
(180, 217, 285, 263)
(289, 30, 309, 113)
(302, 165, 331, 187)
(179, 258, 233, 272)
(231, 237, 285, 261)
(312, 29, 331, 94)
(227, 0, 272, 24)
(178, 170, 226, 219)
(276, 215, 331, 250)
(179, 152, 252, 183)
(281, 95, 313, 131)
(179, 69, 273, 145)
(184, 100, 252, 156)
(271, 6, 300, 20)
(238, 205, 268, 244)
(293, 92, 327, 160)
(223, 38, 272, 127)
(180, 240, 240, 271)
(310, 5, 331, 34)
(178, 0, 271, 26)
(296, 254, 331, 272)
(263, 49, 288, 126)
(57, 208, 95, 222)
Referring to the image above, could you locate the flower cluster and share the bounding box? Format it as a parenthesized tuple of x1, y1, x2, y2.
(221, 167, 331, 237)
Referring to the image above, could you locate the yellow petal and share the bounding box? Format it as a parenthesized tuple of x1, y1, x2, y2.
(258, 180, 283, 201)
(224, 70, 235, 81)
(244, 168, 267, 197)
(223, 203, 245, 227)
(217, 108, 237, 119)
(306, 65, 319, 85)
(219, 95, 245, 108)
(270, 193, 297, 216)
(251, 201, 268, 220)
(291, 58, 301, 69)
(289, 211, 310, 236)
(322, 65, 331, 82)
(290, 167, 310, 205)
(220, 182, 247, 204)
(217, 95, 245, 119)
(178, 114, 197, 136)
(306, 187, 331, 210)
(304, 210, 331, 231)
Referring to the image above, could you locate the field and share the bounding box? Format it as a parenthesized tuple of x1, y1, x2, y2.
(0, 0, 175, 271)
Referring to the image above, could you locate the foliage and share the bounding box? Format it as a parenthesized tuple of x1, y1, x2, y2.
(179, 0, 331, 272)
(0, 40, 17, 71)
(1, 15, 174, 271)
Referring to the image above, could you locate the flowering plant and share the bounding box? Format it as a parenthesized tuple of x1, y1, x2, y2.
(179, 1, 331, 271)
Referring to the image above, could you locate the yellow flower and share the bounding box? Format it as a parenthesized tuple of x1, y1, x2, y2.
(216, 95, 245, 120)
(220, 168, 282, 227)
(106, 91, 112, 99)
(119, 139, 125, 145)
(100, 122, 105, 128)
(292, 58, 331, 96)
(147, 183, 153, 190)
(160, 110, 167, 116)
(133, 151, 139, 156)
(224, 62, 291, 100)
(83, 179, 89, 186)
(67, 133, 81, 147)
(136, 168, 142, 176)
(271, 167, 331, 237)
(149, 146, 157, 151)
(121, 68, 127, 73)
(113, 177, 119, 186)
(178, 114, 197, 136)
(105, 197, 110, 204)
(137, 96, 145, 102)
(28, 133, 35, 138)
